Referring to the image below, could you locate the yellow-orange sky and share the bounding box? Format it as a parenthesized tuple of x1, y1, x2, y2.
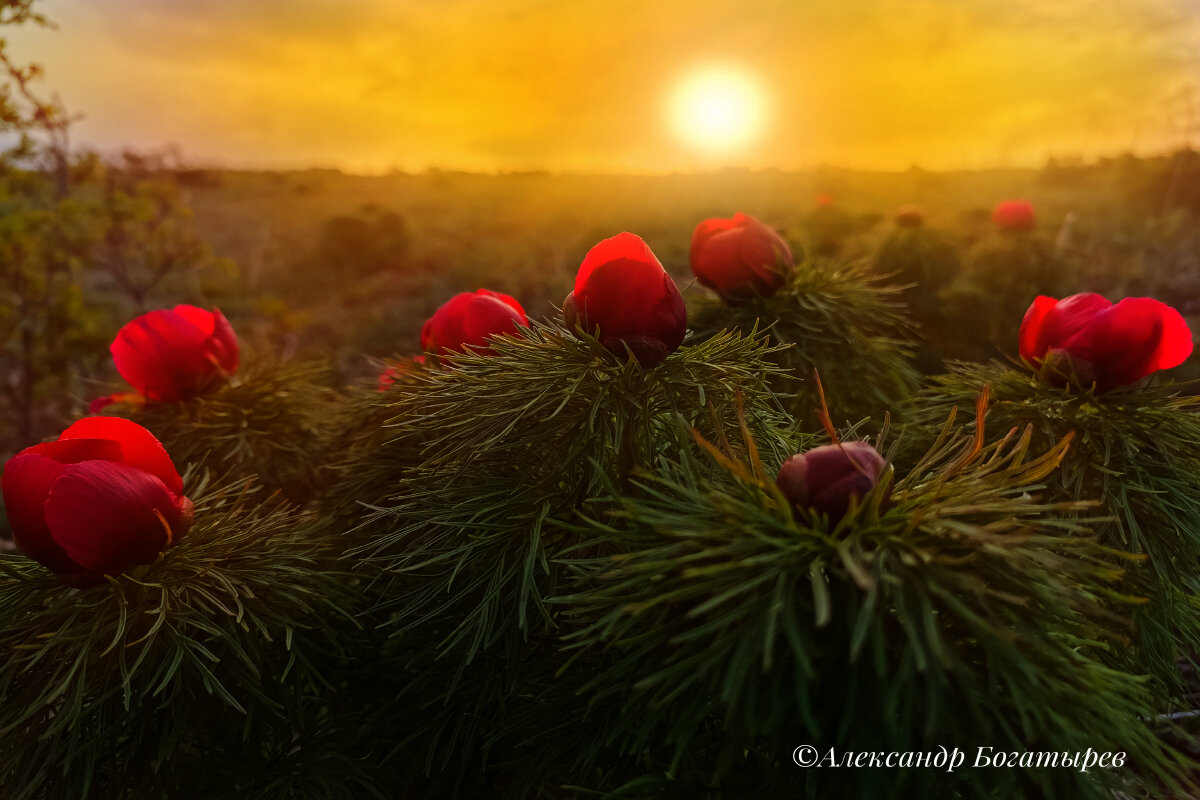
(11, 0, 1200, 173)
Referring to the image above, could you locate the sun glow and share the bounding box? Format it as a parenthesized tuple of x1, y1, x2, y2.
(669, 67, 766, 152)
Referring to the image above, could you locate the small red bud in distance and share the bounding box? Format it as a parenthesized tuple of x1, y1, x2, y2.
(420, 290, 527, 356)
(894, 204, 924, 228)
(992, 200, 1035, 232)
(690, 212, 793, 304)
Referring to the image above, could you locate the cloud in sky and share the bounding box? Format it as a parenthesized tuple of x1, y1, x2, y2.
(10, 0, 1199, 171)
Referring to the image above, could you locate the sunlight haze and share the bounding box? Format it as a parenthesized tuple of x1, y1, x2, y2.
(10, 0, 1200, 173)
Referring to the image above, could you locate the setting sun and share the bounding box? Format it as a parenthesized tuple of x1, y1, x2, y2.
(669, 67, 766, 152)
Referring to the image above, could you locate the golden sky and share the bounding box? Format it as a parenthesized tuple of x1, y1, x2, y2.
(11, 0, 1200, 172)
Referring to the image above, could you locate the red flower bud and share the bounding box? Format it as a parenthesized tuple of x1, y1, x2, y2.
(1019, 293, 1193, 392)
(992, 200, 1035, 232)
(420, 290, 527, 356)
(110, 305, 239, 403)
(776, 442, 889, 524)
(894, 204, 924, 228)
(568, 232, 687, 368)
(2, 417, 192, 584)
(690, 212, 793, 304)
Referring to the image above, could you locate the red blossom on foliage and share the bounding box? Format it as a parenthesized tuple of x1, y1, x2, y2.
(1, 417, 192, 585)
(1019, 293, 1194, 391)
(894, 204, 924, 228)
(776, 441, 890, 524)
(992, 200, 1036, 232)
(420, 290, 527, 356)
(103, 305, 238, 405)
(563, 232, 687, 368)
(690, 212, 793, 303)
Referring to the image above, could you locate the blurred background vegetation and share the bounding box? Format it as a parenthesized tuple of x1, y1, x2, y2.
(1, 0, 1198, 457)
(5, 148, 1200, 451)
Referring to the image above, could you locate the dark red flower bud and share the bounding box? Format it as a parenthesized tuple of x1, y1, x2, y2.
(776, 441, 889, 524)
(690, 212, 793, 304)
(420, 290, 527, 356)
(894, 204, 924, 228)
(992, 200, 1035, 232)
(110, 305, 238, 403)
(2, 417, 192, 584)
(569, 232, 687, 368)
(1019, 293, 1193, 392)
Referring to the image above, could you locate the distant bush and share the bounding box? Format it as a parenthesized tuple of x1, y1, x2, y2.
(317, 205, 409, 275)
(171, 168, 223, 188)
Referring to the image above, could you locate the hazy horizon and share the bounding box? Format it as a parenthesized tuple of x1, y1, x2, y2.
(10, 0, 1200, 174)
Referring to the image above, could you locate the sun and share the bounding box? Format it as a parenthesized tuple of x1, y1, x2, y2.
(669, 67, 766, 151)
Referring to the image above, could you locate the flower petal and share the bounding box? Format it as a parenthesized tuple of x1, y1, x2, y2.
(691, 227, 747, 293)
(690, 214, 790, 302)
(479, 290, 527, 322)
(207, 308, 240, 374)
(1046, 293, 1115, 349)
(576, 232, 664, 295)
(1073, 297, 1194, 388)
(578, 260, 686, 367)
(690, 215, 739, 258)
(1022, 293, 1112, 362)
(423, 293, 472, 354)
(422, 290, 527, 355)
(459, 294, 527, 352)
(169, 304, 216, 336)
(737, 217, 791, 283)
(1018, 296, 1061, 363)
(2, 452, 87, 574)
(111, 309, 221, 402)
(44, 460, 180, 575)
(59, 417, 184, 495)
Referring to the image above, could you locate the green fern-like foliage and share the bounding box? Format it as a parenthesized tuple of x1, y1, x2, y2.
(356, 322, 793, 647)
(98, 360, 337, 503)
(339, 322, 799, 781)
(0, 479, 358, 799)
(688, 259, 919, 431)
(899, 361, 1200, 693)
(548, 414, 1190, 799)
(319, 357, 430, 530)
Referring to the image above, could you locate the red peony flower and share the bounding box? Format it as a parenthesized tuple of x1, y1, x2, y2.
(1019, 293, 1193, 391)
(776, 441, 890, 524)
(420, 290, 527, 356)
(2, 417, 193, 585)
(894, 204, 924, 228)
(108, 305, 239, 404)
(690, 212, 793, 303)
(563, 232, 687, 368)
(992, 200, 1035, 232)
